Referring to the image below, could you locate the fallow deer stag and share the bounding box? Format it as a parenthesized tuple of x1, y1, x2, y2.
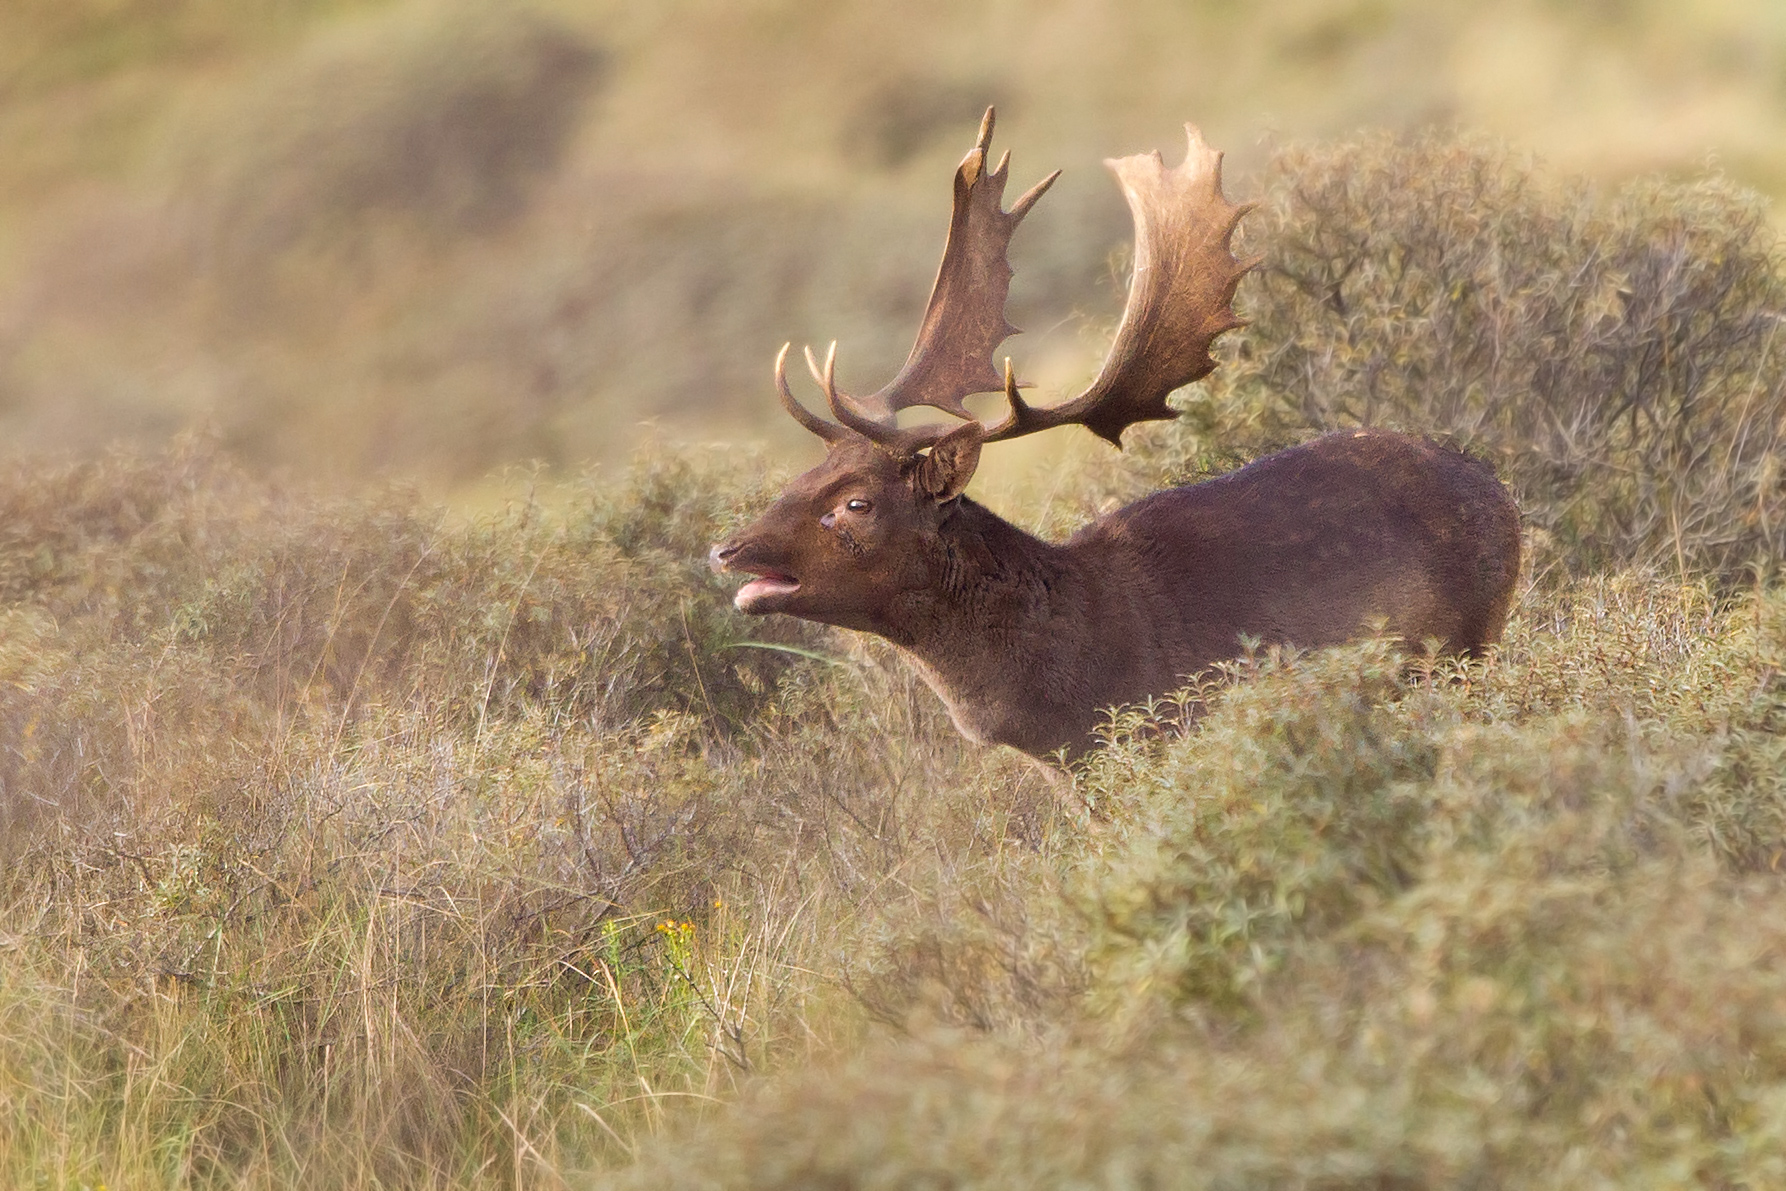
(711, 110, 1520, 761)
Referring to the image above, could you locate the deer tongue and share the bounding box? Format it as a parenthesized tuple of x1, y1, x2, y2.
(735, 572, 799, 611)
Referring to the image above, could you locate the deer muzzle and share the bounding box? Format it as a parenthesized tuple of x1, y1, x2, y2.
(709, 539, 800, 613)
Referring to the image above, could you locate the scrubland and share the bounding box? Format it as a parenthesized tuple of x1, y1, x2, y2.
(4, 121, 1786, 1187)
(6, 0, 1786, 478)
(6, 1, 1786, 1186)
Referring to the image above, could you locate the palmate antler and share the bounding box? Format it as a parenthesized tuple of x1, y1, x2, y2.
(846, 108, 1057, 424)
(778, 110, 1256, 454)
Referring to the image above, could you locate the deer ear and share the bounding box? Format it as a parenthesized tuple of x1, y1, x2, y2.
(910, 421, 984, 503)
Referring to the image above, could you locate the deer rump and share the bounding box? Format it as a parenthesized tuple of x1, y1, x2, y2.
(712, 111, 1521, 762)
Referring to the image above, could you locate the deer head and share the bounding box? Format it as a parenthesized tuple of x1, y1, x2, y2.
(711, 109, 1256, 627)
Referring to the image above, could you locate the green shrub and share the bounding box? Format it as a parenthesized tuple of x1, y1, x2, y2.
(1083, 642, 1444, 1015)
(610, 585, 1786, 1190)
(1138, 132, 1786, 584)
(10, 130, 1786, 1189)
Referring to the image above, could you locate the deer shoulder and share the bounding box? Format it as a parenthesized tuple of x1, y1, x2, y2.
(711, 110, 1520, 762)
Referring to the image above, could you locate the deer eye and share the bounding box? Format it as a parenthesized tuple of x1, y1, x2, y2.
(845, 498, 872, 513)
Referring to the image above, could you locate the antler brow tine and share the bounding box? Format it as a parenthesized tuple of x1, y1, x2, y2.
(806, 343, 890, 441)
(775, 342, 849, 443)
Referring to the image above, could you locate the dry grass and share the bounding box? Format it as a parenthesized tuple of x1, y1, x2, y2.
(0, 435, 1066, 1184)
(3, 401, 1785, 1187)
(610, 583, 1786, 1190)
(4, 7, 1786, 1185)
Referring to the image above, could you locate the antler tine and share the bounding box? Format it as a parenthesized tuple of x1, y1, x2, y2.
(981, 356, 1034, 439)
(815, 344, 858, 427)
(1008, 168, 1059, 222)
(775, 343, 849, 443)
(807, 343, 876, 437)
(805, 343, 956, 455)
(974, 106, 996, 158)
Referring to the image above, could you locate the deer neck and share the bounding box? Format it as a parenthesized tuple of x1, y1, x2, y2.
(875, 498, 1092, 752)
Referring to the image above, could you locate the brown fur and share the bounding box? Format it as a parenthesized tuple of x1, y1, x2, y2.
(712, 427, 1521, 760)
(714, 114, 1520, 760)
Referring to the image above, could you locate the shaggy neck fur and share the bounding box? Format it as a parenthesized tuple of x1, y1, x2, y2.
(873, 498, 1105, 757)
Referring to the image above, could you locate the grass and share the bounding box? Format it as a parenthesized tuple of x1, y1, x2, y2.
(608, 583, 1786, 1189)
(3, 16, 1786, 1184)
(0, 433, 1056, 1185)
(4, 340, 1786, 1184)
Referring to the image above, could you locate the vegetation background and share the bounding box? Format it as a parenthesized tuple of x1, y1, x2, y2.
(4, 1, 1786, 1188)
(5, 0, 1786, 483)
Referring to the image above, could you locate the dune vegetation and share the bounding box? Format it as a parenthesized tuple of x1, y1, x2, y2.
(5, 1, 1786, 1187)
(6, 0, 1786, 479)
(4, 117, 1786, 1186)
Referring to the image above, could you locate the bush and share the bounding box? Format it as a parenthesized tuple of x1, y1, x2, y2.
(584, 133, 1786, 1176)
(0, 436, 1015, 1182)
(1153, 132, 1786, 584)
(611, 583, 1786, 1190)
(9, 133, 1786, 1189)
(1082, 643, 1441, 1016)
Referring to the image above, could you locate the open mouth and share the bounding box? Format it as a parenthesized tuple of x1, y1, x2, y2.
(735, 571, 799, 609)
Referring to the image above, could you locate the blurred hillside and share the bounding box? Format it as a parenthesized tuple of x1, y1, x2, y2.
(8, 29, 1786, 1182)
(3, 0, 1786, 483)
